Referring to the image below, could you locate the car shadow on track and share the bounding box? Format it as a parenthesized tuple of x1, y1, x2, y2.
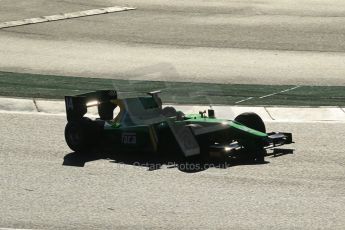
(63, 148, 294, 173)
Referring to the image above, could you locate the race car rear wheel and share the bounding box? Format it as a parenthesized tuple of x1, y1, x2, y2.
(235, 112, 266, 163)
(65, 117, 100, 152)
(234, 112, 266, 133)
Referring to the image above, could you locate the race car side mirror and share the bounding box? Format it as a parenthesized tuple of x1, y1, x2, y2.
(208, 109, 215, 118)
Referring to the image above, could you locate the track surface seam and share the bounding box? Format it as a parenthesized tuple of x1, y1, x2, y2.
(340, 107, 345, 114)
(32, 98, 40, 112)
(264, 107, 275, 120)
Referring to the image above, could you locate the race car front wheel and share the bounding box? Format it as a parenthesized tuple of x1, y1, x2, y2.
(65, 117, 100, 152)
(234, 112, 266, 133)
(235, 112, 266, 163)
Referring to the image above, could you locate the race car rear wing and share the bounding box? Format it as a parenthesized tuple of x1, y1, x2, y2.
(65, 90, 117, 121)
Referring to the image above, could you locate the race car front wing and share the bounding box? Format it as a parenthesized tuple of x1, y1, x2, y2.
(209, 132, 293, 158)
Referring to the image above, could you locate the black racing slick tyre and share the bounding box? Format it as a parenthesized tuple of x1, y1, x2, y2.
(64, 117, 101, 152)
(234, 112, 266, 133)
(235, 112, 266, 163)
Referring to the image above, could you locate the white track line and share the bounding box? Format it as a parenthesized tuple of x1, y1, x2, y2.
(0, 6, 136, 29)
(259, 85, 301, 99)
(235, 97, 254, 104)
(0, 228, 37, 230)
(235, 86, 301, 104)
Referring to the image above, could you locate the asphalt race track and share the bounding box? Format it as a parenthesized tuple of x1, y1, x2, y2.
(0, 112, 344, 229)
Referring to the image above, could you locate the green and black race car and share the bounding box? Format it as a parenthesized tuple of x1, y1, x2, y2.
(64, 90, 293, 163)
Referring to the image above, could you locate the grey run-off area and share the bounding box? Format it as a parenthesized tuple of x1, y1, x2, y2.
(1, 0, 345, 85)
